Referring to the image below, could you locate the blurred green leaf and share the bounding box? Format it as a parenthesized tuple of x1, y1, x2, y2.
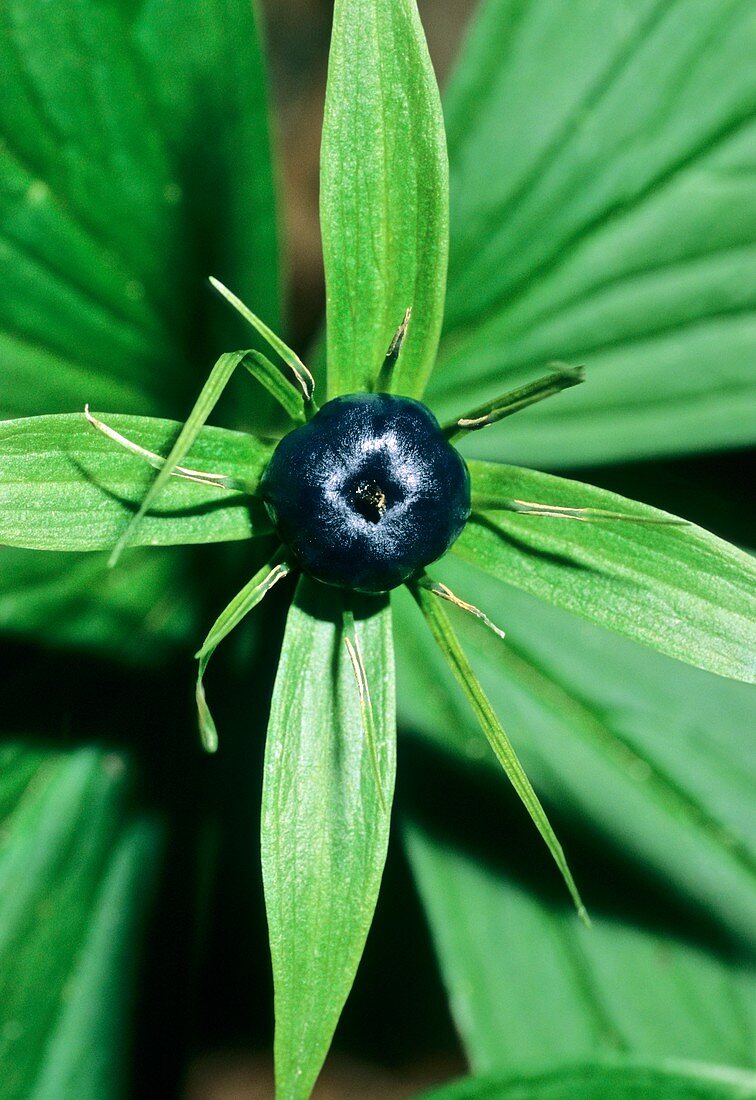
(261, 579, 396, 1099)
(0, 0, 278, 420)
(456, 461, 756, 682)
(0, 547, 198, 663)
(0, 0, 279, 647)
(406, 823, 755, 1075)
(130, 0, 281, 366)
(429, 0, 756, 467)
(321, 0, 448, 399)
(394, 565, 756, 945)
(422, 1062, 756, 1100)
(0, 742, 161, 1099)
(0, 413, 272, 552)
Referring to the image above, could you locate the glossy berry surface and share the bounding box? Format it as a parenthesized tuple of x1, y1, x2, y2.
(260, 394, 471, 593)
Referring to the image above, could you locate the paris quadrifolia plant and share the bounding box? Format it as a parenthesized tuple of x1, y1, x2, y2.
(2, 1, 755, 1098)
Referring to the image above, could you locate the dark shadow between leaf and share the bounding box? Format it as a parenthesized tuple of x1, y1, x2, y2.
(397, 734, 754, 963)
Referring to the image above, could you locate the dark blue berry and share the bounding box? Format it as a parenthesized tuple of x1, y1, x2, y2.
(260, 394, 471, 593)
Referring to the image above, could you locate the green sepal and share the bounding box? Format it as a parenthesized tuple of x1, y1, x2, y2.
(195, 553, 291, 753)
(411, 581, 588, 924)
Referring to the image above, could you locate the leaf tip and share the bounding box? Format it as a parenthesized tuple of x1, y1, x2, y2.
(547, 360, 586, 386)
(196, 676, 219, 753)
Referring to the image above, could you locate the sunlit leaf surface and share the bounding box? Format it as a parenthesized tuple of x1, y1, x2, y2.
(431, 0, 756, 467)
(322, 0, 448, 398)
(0, 414, 272, 551)
(458, 461, 756, 682)
(261, 579, 396, 1100)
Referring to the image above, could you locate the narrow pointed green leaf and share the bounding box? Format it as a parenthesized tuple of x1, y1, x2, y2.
(394, 568, 756, 944)
(195, 555, 290, 753)
(422, 1062, 756, 1100)
(321, 0, 448, 398)
(444, 364, 584, 441)
(210, 279, 315, 405)
(406, 822, 756, 1076)
(430, 0, 756, 466)
(412, 582, 586, 922)
(261, 578, 395, 1100)
(242, 351, 307, 424)
(0, 743, 161, 1098)
(457, 461, 756, 682)
(0, 413, 273, 551)
(417, 573, 507, 642)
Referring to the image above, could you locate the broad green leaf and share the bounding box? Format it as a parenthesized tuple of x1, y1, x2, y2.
(429, 0, 756, 466)
(0, 413, 272, 552)
(0, 0, 279, 647)
(412, 583, 586, 921)
(422, 1062, 756, 1100)
(321, 0, 448, 399)
(406, 823, 756, 1075)
(0, 0, 278, 421)
(455, 461, 756, 683)
(261, 579, 395, 1100)
(394, 566, 756, 945)
(0, 742, 162, 1099)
